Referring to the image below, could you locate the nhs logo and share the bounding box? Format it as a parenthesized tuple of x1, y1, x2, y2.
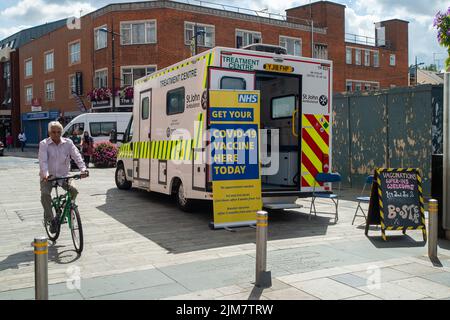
(238, 94, 258, 103)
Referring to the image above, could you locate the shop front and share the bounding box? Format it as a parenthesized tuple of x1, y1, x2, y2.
(21, 110, 59, 146)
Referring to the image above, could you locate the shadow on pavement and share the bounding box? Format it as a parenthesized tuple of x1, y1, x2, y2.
(0, 244, 80, 272)
(96, 187, 333, 254)
(366, 234, 426, 248)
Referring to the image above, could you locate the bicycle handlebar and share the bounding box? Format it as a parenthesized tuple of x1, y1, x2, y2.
(47, 170, 89, 182)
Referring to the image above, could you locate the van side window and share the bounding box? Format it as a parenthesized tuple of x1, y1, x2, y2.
(166, 87, 185, 115)
(63, 122, 84, 137)
(220, 77, 246, 90)
(90, 122, 117, 137)
(271, 95, 296, 119)
(142, 97, 149, 119)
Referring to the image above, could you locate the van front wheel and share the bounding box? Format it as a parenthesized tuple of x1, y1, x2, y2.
(115, 164, 132, 190)
(176, 182, 193, 212)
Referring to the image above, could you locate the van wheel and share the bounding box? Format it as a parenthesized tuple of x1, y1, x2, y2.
(115, 164, 132, 190)
(176, 182, 193, 212)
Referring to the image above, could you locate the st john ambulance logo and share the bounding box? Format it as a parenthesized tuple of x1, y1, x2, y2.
(319, 95, 328, 106)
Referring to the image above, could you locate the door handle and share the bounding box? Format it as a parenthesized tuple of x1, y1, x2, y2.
(292, 110, 299, 137)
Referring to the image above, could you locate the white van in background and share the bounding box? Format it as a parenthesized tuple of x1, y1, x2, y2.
(62, 112, 132, 143)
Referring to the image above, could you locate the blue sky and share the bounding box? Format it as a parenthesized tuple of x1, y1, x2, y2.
(0, 0, 448, 69)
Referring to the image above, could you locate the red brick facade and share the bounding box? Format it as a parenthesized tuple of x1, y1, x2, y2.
(17, 0, 408, 127)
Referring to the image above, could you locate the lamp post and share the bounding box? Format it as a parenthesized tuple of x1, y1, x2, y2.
(99, 27, 121, 112)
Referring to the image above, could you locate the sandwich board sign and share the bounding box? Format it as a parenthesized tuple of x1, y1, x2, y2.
(365, 168, 427, 241)
(209, 90, 262, 229)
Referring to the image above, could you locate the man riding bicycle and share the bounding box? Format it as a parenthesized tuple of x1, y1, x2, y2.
(39, 121, 88, 233)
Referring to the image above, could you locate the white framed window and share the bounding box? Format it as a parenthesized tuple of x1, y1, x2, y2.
(69, 74, 76, 95)
(390, 54, 396, 66)
(313, 44, 328, 60)
(364, 83, 371, 91)
(346, 81, 352, 92)
(236, 29, 261, 48)
(355, 49, 361, 65)
(184, 22, 215, 47)
(44, 51, 54, 72)
(346, 48, 352, 64)
(94, 68, 108, 88)
(355, 83, 362, 91)
(364, 50, 370, 66)
(121, 66, 156, 87)
(120, 20, 157, 45)
(45, 81, 55, 101)
(373, 52, 380, 67)
(25, 58, 32, 77)
(94, 25, 108, 50)
(279, 36, 302, 56)
(25, 86, 33, 104)
(69, 41, 81, 64)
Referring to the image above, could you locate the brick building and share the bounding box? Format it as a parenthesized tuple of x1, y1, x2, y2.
(0, 0, 409, 145)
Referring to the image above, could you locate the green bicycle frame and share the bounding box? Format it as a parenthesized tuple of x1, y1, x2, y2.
(51, 186, 76, 229)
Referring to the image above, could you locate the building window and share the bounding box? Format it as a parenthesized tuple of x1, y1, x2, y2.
(94, 69, 108, 88)
(279, 36, 302, 56)
(236, 29, 261, 48)
(94, 25, 108, 50)
(25, 86, 33, 104)
(121, 20, 156, 45)
(346, 48, 352, 64)
(373, 52, 380, 67)
(45, 51, 54, 72)
(184, 22, 215, 47)
(364, 83, 371, 91)
(364, 50, 370, 66)
(166, 87, 185, 115)
(45, 81, 55, 101)
(121, 66, 156, 87)
(313, 44, 328, 60)
(355, 49, 361, 65)
(25, 58, 32, 77)
(372, 83, 380, 90)
(390, 54, 396, 66)
(355, 83, 362, 91)
(3, 62, 11, 90)
(346, 81, 352, 92)
(69, 41, 81, 64)
(69, 74, 76, 95)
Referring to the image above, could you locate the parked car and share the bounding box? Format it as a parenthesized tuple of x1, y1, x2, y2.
(0, 141, 4, 156)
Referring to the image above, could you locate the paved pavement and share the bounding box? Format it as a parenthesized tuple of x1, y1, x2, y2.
(1, 154, 450, 300)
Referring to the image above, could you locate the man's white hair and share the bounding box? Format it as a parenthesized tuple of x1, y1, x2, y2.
(48, 121, 63, 133)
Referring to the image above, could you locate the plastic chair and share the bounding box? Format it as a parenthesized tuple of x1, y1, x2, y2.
(309, 172, 341, 224)
(352, 175, 374, 225)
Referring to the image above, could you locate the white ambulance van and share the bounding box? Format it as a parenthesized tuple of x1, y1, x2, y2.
(63, 112, 132, 143)
(114, 45, 333, 211)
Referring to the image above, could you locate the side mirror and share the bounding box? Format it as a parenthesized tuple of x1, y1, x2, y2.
(109, 131, 117, 144)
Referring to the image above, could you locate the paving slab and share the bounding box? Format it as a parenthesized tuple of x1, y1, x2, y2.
(290, 278, 365, 300)
(391, 277, 450, 299)
(358, 282, 428, 300)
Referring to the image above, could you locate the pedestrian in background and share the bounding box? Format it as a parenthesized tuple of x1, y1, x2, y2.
(81, 131, 94, 168)
(6, 133, 13, 150)
(18, 130, 26, 152)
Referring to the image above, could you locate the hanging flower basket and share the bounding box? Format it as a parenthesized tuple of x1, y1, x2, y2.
(434, 7, 450, 70)
(87, 87, 113, 102)
(119, 86, 134, 105)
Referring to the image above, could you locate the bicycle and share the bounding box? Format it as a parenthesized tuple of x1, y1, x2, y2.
(44, 172, 89, 254)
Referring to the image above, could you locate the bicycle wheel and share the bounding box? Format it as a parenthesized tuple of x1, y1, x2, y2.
(70, 206, 84, 254)
(44, 206, 61, 242)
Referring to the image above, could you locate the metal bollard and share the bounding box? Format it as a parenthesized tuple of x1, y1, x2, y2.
(428, 200, 438, 259)
(33, 237, 48, 300)
(255, 211, 271, 288)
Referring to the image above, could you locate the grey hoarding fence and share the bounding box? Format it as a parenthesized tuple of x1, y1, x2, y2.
(333, 84, 444, 196)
